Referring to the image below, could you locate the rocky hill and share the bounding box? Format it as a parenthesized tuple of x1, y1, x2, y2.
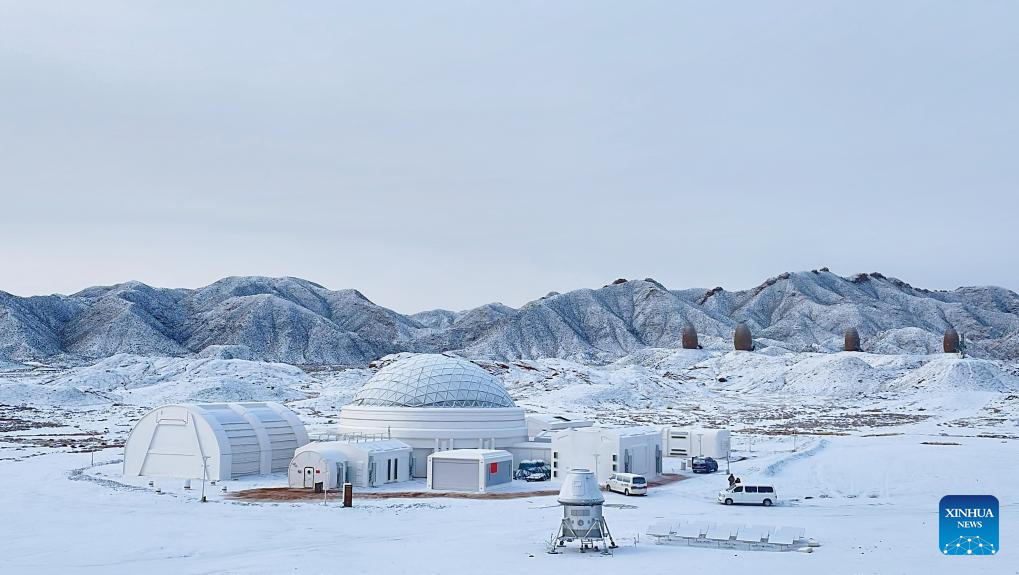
(1, 271, 1017, 365)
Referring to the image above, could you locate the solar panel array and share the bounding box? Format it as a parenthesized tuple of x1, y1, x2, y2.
(647, 521, 808, 550)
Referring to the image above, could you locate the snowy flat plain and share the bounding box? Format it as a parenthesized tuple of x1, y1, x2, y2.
(2, 351, 1017, 574)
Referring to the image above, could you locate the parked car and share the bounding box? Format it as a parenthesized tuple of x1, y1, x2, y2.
(514, 460, 551, 481)
(605, 472, 648, 496)
(718, 484, 777, 506)
(691, 456, 718, 474)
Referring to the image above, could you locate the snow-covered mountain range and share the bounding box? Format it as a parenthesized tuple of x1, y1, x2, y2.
(2, 270, 1018, 365)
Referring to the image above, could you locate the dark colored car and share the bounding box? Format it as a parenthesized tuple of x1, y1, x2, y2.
(691, 456, 718, 474)
(514, 460, 551, 481)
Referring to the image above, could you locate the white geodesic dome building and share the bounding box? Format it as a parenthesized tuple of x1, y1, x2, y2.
(338, 354, 528, 477)
(349, 353, 516, 408)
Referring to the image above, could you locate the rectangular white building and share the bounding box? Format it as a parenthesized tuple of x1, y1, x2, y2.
(551, 426, 662, 483)
(662, 428, 731, 459)
(427, 449, 513, 493)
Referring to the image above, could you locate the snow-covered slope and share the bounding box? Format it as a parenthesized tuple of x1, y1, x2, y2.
(5, 351, 1014, 412)
(1, 270, 1017, 364)
(0, 354, 309, 407)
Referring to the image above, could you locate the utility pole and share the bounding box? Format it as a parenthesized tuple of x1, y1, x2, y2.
(696, 433, 704, 458)
(201, 456, 210, 503)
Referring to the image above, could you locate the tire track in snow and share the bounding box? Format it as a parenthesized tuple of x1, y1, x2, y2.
(764, 439, 830, 477)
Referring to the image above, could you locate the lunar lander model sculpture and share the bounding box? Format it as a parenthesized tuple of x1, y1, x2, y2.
(549, 469, 617, 554)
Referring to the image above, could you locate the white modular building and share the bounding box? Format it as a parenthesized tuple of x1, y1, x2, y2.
(662, 428, 731, 459)
(123, 402, 308, 481)
(337, 354, 528, 477)
(500, 415, 592, 466)
(288, 439, 411, 489)
(551, 426, 662, 484)
(426, 449, 513, 493)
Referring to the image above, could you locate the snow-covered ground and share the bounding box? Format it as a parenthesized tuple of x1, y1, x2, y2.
(2, 351, 1017, 574)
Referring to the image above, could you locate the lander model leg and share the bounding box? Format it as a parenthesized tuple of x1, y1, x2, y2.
(550, 517, 616, 555)
(549, 521, 566, 554)
(600, 517, 618, 549)
(549, 518, 571, 553)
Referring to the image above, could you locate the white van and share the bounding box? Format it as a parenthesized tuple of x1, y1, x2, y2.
(606, 472, 647, 496)
(718, 484, 777, 506)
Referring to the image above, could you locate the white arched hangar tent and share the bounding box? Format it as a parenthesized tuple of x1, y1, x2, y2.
(123, 402, 309, 481)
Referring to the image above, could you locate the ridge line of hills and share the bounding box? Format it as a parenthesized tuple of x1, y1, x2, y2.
(2, 269, 1017, 365)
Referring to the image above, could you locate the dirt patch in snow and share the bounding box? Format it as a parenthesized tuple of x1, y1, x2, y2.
(229, 487, 561, 501)
(0, 405, 60, 432)
(229, 474, 688, 502)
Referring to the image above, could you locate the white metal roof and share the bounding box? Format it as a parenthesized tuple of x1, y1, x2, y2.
(292, 444, 351, 463)
(428, 448, 512, 462)
(526, 414, 591, 424)
(351, 354, 515, 408)
(556, 425, 659, 439)
(526, 414, 565, 424)
(296, 439, 410, 457)
(510, 441, 553, 449)
(352, 439, 413, 454)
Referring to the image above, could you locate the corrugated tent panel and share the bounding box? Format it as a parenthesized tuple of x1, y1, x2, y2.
(221, 423, 258, 434)
(230, 452, 262, 475)
(263, 421, 297, 433)
(202, 408, 249, 425)
(270, 450, 295, 471)
(221, 431, 260, 444)
(266, 436, 300, 450)
(230, 462, 261, 477)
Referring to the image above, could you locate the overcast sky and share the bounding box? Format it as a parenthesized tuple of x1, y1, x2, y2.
(1, 2, 1016, 313)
